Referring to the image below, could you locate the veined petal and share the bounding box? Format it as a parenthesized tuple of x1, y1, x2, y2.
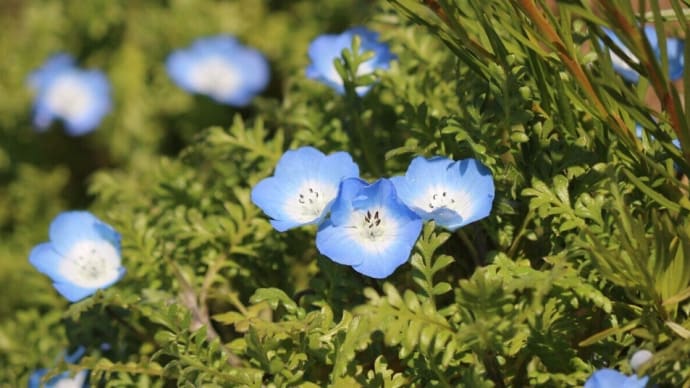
(393, 156, 495, 231)
(251, 147, 359, 232)
(316, 178, 422, 278)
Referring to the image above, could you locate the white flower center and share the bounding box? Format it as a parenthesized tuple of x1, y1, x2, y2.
(413, 186, 472, 219)
(59, 240, 121, 288)
(54, 371, 88, 388)
(345, 207, 398, 253)
(189, 56, 241, 100)
(44, 75, 92, 120)
(285, 181, 335, 223)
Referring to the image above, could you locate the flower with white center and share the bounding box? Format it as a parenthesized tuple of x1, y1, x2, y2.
(166, 35, 270, 106)
(584, 368, 649, 388)
(391, 156, 495, 231)
(603, 26, 684, 83)
(306, 26, 396, 96)
(29, 211, 125, 302)
(28, 54, 111, 136)
(29, 347, 88, 388)
(316, 178, 422, 279)
(251, 146, 360, 232)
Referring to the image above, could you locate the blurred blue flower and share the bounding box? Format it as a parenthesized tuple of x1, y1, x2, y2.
(166, 35, 270, 106)
(391, 157, 495, 231)
(584, 368, 648, 388)
(251, 146, 360, 232)
(29, 211, 125, 302)
(29, 347, 88, 388)
(316, 178, 422, 278)
(28, 54, 111, 136)
(306, 26, 396, 96)
(604, 25, 684, 83)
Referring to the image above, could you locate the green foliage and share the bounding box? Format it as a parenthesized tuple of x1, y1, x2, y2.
(5, 0, 690, 386)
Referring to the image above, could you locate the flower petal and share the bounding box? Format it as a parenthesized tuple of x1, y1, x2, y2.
(49, 211, 120, 256)
(28, 242, 69, 284)
(584, 369, 648, 388)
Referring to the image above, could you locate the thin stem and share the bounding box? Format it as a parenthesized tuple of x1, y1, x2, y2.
(457, 228, 481, 266)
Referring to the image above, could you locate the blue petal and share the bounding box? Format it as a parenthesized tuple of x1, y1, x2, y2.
(315, 220, 366, 266)
(49, 211, 121, 256)
(603, 27, 641, 83)
(351, 217, 422, 279)
(584, 369, 649, 388)
(53, 266, 125, 302)
(251, 147, 359, 231)
(393, 156, 495, 231)
(306, 27, 395, 95)
(28, 53, 76, 91)
(329, 177, 368, 225)
(316, 178, 422, 278)
(28, 369, 48, 388)
(62, 71, 111, 136)
(28, 242, 69, 283)
(444, 158, 495, 229)
(166, 35, 269, 106)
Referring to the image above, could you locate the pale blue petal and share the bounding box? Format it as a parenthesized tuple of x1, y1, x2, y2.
(49, 211, 121, 256)
(53, 267, 125, 302)
(166, 35, 269, 106)
(251, 147, 359, 231)
(329, 177, 367, 225)
(62, 71, 111, 136)
(444, 158, 495, 229)
(317, 178, 422, 278)
(316, 151, 360, 188)
(28, 369, 49, 388)
(603, 27, 641, 83)
(315, 220, 366, 266)
(28, 243, 69, 284)
(306, 27, 394, 95)
(28, 53, 75, 91)
(53, 282, 98, 302)
(351, 217, 422, 278)
(584, 369, 648, 388)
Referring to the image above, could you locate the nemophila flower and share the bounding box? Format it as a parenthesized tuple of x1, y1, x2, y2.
(29, 211, 125, 302)
(28, 54, 111, 136)
(29, 347, 88, 388)
(251, 146, 360, 232)
(316, 178, 422, 278)
(166, 35, 270, 106)
(306, 26, 396, 96)
(391, 156, 495, 231)
(584, 368, 649, 388)
(603, 26, 684, 83)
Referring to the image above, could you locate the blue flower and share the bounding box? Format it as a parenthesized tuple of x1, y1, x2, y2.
(29, 347, 88, 388)
(316, 178, 422, 278)
(584, 368, 649, 388)
(29, 211, 125, 302)
(306, 26, 396, 96)
(390, 157, 495, 231)
(251, 147, 360, 232)
(28, 54, 111, 136)
(603, 26, 684, 83)
(166, 35, 270, 106)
